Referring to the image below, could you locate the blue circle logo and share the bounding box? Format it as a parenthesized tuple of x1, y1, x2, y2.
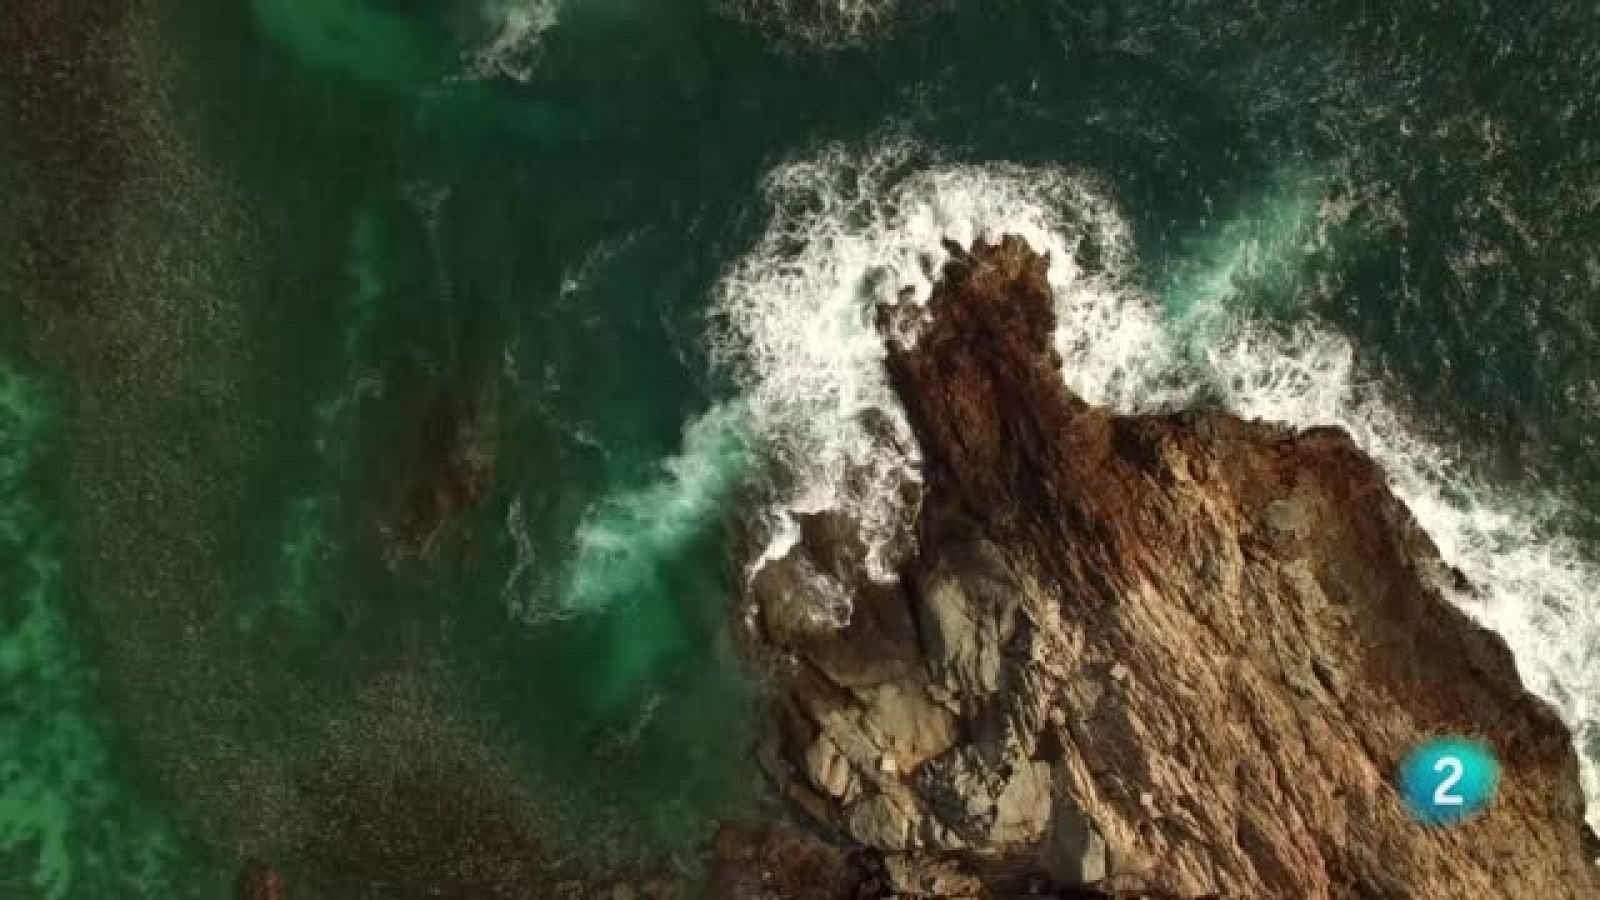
(1398, 737, 1500, 826)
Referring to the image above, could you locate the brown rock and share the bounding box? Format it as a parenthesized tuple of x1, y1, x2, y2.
(750, 509, 924, 688)
(745, 235, 1600, 898)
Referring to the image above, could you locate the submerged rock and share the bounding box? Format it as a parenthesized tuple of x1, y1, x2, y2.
(707, 821, 876, 899)
(743, 236, 1600, 897)
(386, 380, 498, 563)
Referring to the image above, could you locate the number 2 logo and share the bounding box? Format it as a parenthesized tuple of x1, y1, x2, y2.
(1432, 755, 1465, 807)
(1399, 738, 1499, 825)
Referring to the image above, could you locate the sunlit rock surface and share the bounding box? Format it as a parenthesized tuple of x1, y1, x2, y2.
(744, 236, 1600, 898)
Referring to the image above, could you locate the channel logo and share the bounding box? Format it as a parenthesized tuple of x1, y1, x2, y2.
(1398, 737, 1500, 826)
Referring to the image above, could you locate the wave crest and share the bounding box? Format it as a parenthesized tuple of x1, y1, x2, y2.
(711, 141, 1151, 583)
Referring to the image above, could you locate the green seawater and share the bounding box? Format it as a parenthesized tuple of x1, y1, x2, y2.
(0, 365, 205, 899)
(4, 0, 1600, 894)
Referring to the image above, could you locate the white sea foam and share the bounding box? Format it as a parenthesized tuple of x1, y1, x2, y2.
(717, 0, 901, 47)
(715, 140, 1600, 829)
(558, 403, 753, 615)
(1203, 321, 1600, 833)
(1163, 172, 1600, 830)
(468, 0, 561, 82)
(711, 141, 1162, 581)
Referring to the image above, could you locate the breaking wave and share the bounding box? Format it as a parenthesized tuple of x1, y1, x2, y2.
(709, 140, 1156, 581)
(1205, 323, 1600, 831)
(711, 140, 1600, 829)
(558, 403, 754, 615)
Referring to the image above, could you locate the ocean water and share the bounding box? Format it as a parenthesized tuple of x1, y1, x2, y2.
(3, 0, 1600, 894)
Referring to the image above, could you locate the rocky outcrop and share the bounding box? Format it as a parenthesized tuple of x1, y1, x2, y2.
(744, 236, 1600, 897)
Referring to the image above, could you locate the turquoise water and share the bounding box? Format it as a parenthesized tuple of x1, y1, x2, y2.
(0, 364, 204, 898)
(4, 0, 1600, 893)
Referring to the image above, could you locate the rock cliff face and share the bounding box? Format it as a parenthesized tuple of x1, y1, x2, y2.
(744, 236, 1600, 898)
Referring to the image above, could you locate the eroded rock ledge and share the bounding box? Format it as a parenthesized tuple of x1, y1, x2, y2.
(745, 236, 1600, 898)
